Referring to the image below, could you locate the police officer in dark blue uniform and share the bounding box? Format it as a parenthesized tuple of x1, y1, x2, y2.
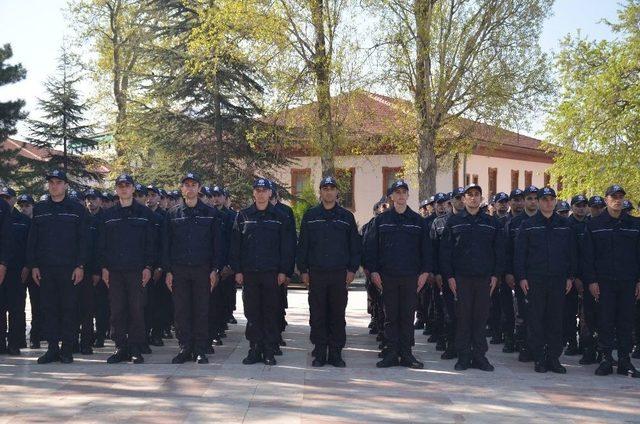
(230, 178, 295, 366)
(488, 192, 510, 346)
(0, 187, 29, 355)
(16, 194, 39, 349)
(98, 174, 156, 364)
(27, 170, 89, 364)
(440, 184, 504, 372)
(163, 172, 223, 364)
(583, 185, 640, 377)
(365, 179, 432, 369)
(514, 187, 577, 373)
(588, 195, 605, 218)
(297, 176, 361, 367)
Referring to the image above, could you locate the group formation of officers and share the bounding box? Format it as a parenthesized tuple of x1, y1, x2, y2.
(0, 169, 639, 378)
(364, 182, 640, 376)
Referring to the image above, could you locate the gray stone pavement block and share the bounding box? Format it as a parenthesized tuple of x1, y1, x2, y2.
(0, 288, 638, 423)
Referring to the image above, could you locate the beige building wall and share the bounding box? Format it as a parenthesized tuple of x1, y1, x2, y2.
(461, 154, 552, 194)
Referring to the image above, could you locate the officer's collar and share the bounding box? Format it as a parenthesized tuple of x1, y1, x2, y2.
(249, 202, 274, 214)
(602, 208, 625, 222)
(534, 210, 556, 222)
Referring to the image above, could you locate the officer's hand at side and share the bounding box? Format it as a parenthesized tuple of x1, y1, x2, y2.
(0, 264, 6, 285)
(277, 273, 286, 286)
(32, 268, 42, 286)
(574, 278, 584, 295)
(565, 279, 573, 294)
(346, 271, 355, 286)
(301, 273, 310, 287)
(589, 282, 600, 301)
(447, 277, 457, 297)
(505, 274, 515, 289)
(101, 268, 110, 287)
(71, 267, 84, 285)
(489, 276, 498, 296)
(417, 272, 429, 293)
(635, 282, 640, 300)
(153, 268, 163, 282)
(235, 273, 244, 286)
(519, 279, 529, 295)
(142, 268, 151, 286)
(165, 272, 173, 292)
(371, 272, 383, 290)
(20, 267, 29, 284)
(92, 275, 100, 286)
(210, 271, 218, 291)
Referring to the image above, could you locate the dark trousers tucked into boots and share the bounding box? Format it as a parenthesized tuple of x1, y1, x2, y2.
(0, 268, 27, 349)
(499, 282, 515, 339)
(78, 277, 96, 348)
(526, 277, 565, 361)
(94, 281, 110, 341)
(242, 271, 281, 354)
(563, 287, 579, 347)
(455, 276, 490, 361)
(172, 265, 210, 354)
(382, 274, 417, 355)
(109, 269, 146, 350)
(40, 267, 78, 351)
(308, 269, 348, 350)
(597, 280, 636, 357)
(27, 280, 42, 343)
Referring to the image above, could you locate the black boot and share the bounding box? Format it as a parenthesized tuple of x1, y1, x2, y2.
(312, 346, 327, 367)
(376, 350, 400, 368)
(327, 347, 346, 368)
(518, 347, 533, 362)
(454, 355, 470, 371)
(470, 356, 494, 372)
(579, 347, 598, 365)
(595, 354, 614, 376)
(107, 348, 130, 364)
(37, 345, 60, 364)
(564, 340, 580, 356)
(546, 357, 567, 374)
(263, 349, 277, 366)
(60, 343, 74, 363)
(440, 342, 457, 360)
(534, 360, 547, 373)
(617, 357, 640, 378)
(502, 337, 516, 353)
(195, 352, 209, 364)
(130, 346, 144, 364)
(399, 352, 423, 369)
(242, 344, 263, 365)
(435, 338, 446, 352)
(172, 349, 193, 364)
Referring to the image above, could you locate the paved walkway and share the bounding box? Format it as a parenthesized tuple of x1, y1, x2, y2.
(0, 288, 639, 423)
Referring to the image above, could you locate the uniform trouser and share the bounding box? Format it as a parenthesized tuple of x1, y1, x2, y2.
(40, 266, 78, 350)
(109, 269, 146, 349)
(581, 289, 598, 350)
(94, 281, 109, 340)
(375, 287, 385, 335)
(597, 280, 636, 357)
(441, 283, 456, 345)
(382, 274, 417, 355)
(242, 271, 281, 353)
(27, 280, 41, 342)
(279, 283, 288, 333)
(514, 283, 529, 346)
(365, 277, 376, 317)
(416, 284, 429, 324)
(431, 282, 445, 339)
(0, 268, 26, 348)
(144, 279, 156, 337)
(499, 282, 515, 339)
(489, 284, 502, 337)
(155, 275, 173, 333)
(172, 265, 210, 353)
(455, 276, 490, 360)
(308, 269, 348, 349)
(526, 277, 565, 361)
(634, 300, 640, 347)
(221, 272, 236, 319)
(563, 287, 579, 345)
(78, 277, 95, 347)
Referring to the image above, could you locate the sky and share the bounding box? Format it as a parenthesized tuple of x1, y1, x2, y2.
(0, 0, 622, 141)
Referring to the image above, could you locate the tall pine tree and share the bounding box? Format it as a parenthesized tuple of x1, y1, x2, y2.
(0, 43, 27, 185)
(27, 46, 100, 188)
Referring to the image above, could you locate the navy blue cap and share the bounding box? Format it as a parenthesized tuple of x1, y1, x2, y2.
(159, 189, 168, 198)
(451, 187, 465, 198)
(623, 200, 634, 211)
(390, 179, 409, 192)
(39, 194, 49, 202)
(571, 195, 587, 206)
(588, 195, 605, 207)
(211, 185, 223, 195)
(222, 188, 230, 198)
(0, 187, 16, 198)
(84, 188, 101, 199)
(556, 200, 570, 212)
(523, 185, 539, 196)
(538, 186, 557, 199)
(494, 192, 509, 203)
(427, 195, 436, 206)
(199, 186, 211, 197)
(464, 184, 482, 194)
(16, 194, 34, 204)
(68, 190, 83, 201)
(115, 173, 134, 185)
(134, 183, 148, 195)
(419, 199, 429, 208)
(253, 178, 271, 189)
(605, 184, 626, 196)
(46, 169, 67, 182)
(320, 176, 338, 188)
(102, 191, 113, 201)
(181, 172, 201, 184)
(147, 185, 161, 195)
(170, 190, 180, 198)
(434, 192, 448, 203)
(509, 188, 524, 199)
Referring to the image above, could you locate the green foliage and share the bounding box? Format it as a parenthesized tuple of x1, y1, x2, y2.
(543, 0, 640, 200)
(291, 181, 317, 231)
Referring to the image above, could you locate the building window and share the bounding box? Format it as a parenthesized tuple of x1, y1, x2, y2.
(544, 172, 550, 187)
(291, 168, 311, 200)
(488, 168, 497, 197)
(511, 170, 519, 190)
(336, 168, 355, 210)
(525, 170, 533, 187)
(382, 167, 403, 197)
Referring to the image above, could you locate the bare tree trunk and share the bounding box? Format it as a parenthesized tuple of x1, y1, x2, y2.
(310, 0, 335, 177)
